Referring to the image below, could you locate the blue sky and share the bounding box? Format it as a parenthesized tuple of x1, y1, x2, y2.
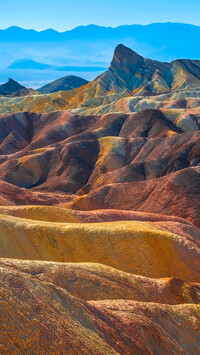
(1, 0, 200, 31)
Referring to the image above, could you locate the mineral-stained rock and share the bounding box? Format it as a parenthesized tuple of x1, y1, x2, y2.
(72, 166, 200, 228)
(1, 259, 200, 305)
(0, 110, 198, 229)
(0, 261, 199, 354)
(0, 43, 199, 354)
(1, 45, 200, 114)
(0, 213, 199, 281)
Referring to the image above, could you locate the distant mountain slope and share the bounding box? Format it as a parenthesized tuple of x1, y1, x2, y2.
(0, 44, 200, 112)
(8, 88, 39, 97)
(0, 78, 25, 95)
(38, 75, 89, 93)
(0, 23, 200, 61)
(0, 35, 199, 353)
(67, 43, 200, 109)
(92, 44, 200, 94)
(1, 44, 200, 112)
(1, 23, 200, 88)
(8, 59, 52, 70)
(8, 60, 105, 73)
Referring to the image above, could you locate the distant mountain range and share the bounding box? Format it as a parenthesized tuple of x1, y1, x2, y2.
(8, 59, 52, 70)
(0, 23, 200, 88)
(0, 75, 90, 96)
(0, 23, 200, 60)
(0, 35, 200, 354)
(38, 75, 89, 94)
(1, 44, 200, 114)
(0, 78, 25, 95)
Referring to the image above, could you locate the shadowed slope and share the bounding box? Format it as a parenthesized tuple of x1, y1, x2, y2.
(73, 167, 200, 227)
(0, 42, 199, 355)
(0, 78, 26, 96)
(0, 109, 198, 226)
(0, 180, 76, 206)
(38, 75, 89, 94)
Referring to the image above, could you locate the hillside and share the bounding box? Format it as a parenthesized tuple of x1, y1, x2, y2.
(38, 75, 89, 93)
(0, 43, 199, 353)
(1, 22, 200, 89)
(0, 78, 26, 95)
(0, 44, 200, 114)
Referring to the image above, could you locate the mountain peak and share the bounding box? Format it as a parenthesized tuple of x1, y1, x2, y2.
(0, 78, 26, 95)
(115, 44, 143, 58)
(38, 75, 89, 94)
(111, 44, 144, 67)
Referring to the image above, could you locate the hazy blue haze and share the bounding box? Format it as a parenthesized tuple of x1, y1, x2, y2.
(0, 22, 200, 88)
(0, 0, 200, 30)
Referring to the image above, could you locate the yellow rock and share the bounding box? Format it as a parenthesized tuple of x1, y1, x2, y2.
(0, 213, 199, 282)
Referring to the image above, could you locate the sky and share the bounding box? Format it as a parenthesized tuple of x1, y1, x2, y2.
(0, 0, 200, 31)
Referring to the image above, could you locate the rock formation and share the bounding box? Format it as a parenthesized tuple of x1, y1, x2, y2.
(0, 44, 199, 354)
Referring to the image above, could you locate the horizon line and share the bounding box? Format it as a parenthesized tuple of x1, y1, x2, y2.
(0, 21, 200, 33)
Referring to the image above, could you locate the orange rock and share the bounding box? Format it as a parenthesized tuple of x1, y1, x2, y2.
(0, 261, 199, 354)
(0, 213, 199, 281)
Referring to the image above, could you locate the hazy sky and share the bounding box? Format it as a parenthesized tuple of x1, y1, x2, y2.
(0, 0, 200, 31)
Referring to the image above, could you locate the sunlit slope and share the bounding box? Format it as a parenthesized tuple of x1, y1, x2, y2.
(0, 262, 199, 355)
(0, 212, 199, 281)
(0, 45, 200, 116)
(0, 108, 199, 226)
(0, 42, 199, 355)
(0, 86, 199, 117)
